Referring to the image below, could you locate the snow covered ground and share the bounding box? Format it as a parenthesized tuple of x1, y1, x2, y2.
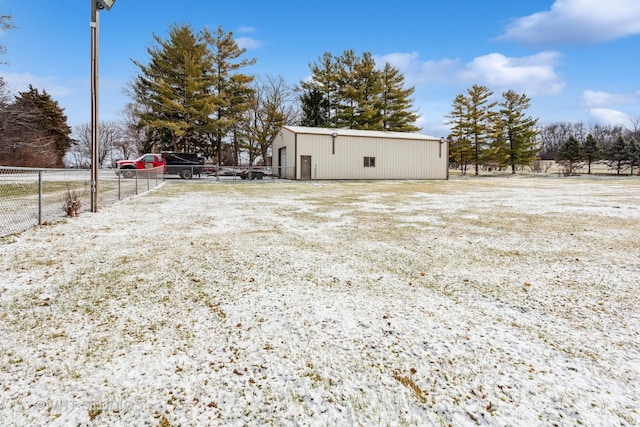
(1, 177, 639, 426)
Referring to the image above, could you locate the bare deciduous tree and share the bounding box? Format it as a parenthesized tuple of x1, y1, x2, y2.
(71, 121, 124, 168)
(118, 103, 145, 159)
(243, 74, 298, 165)
(0, 14, 15, 64)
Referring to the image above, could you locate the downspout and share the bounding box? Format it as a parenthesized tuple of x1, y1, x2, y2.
(438, 137, 449, 180)
(445, 139, 450, 180)
(294, 132, 298, 180)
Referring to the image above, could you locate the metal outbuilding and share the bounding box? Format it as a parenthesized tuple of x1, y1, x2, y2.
(272, 126, 448, 180)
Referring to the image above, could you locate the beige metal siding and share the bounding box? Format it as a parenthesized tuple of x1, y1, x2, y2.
(275, 126, 448, 180)
(272, 129, 297, 179)
(296, 135, 447, 180)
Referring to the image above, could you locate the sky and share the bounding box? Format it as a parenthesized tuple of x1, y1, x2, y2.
(1, 0, 640, 138)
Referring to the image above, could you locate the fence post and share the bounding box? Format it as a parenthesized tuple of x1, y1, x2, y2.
(118, 172, 121, 200)
(38, 170, 43, 225)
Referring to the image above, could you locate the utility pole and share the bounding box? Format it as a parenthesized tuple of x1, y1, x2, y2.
(90, 0, 116, 212)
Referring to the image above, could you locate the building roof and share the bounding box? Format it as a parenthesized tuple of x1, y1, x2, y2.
(282, 126, 440, 141)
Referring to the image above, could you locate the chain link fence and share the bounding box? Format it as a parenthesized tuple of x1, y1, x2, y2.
(0, 166, 164, 237)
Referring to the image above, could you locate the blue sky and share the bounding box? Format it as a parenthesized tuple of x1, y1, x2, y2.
(1, 0, 639, 138)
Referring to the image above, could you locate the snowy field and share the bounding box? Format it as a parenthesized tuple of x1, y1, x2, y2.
(1, 177, 639, 426)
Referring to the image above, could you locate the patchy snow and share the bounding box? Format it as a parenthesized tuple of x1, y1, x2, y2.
(1, 177, 639, 426)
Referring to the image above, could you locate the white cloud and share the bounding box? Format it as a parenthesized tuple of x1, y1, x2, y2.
(375, 52, 459, 86)
(236, 26, 257, 34)
(459, 52, 564, 96)
(235, 36, 262, 50)
(588, 108, 630, 126)
(580, 90, 640, 107)
(376, 52, 420, 72)
(233, 27, 262, 50)
(0, 72, 74, 98)
(380, 50, 564, 97)
(499, 0, 640, 46)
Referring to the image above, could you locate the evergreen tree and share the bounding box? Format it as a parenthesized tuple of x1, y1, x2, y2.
(626, 138, 639, 176)
(300, 50, 419, 132)
(224, 72, 256, 164)
(494, 90, 538, 174)
(334, 49, 360, 128)
(555, 135, 583, 175)
(300, 52, 339, 127)
(333, 50, 382, 129)
(605, 136, 630, 175)
(582, 133, 602, 174)
(465, 85, 496, 175)
(131, 24, 218, 153)
(299, 88, 329, 127)
(349, 51, 382, 130)
(205, 25, 256, 165)
(8, 85, 73, 167)
(446, 94, 473, 175)
(0, 80, 38, 166)
(379, 63, 420, 132)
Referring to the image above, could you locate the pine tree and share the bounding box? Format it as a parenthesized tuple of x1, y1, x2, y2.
(335, 49, 360, 129)
(205, 26, 256, 165)
(333, 50, 383, 129)
(299, 88, 329, 127)
(465, 85, 497, 175)
(494, 90, 539, 174)
(556, 136, 583, 175)
(582, 133, 602, 174)
(350, 52, 382, 130)
(605, 136, 629, 175)
(224, 73, 256, 164)
(446, 94, 473, 175)
(131, 24, 219, 153)
(300, 52, 339, 127)
(379, 63, 420, 132)
(8, 85, 73, 167)
(628, 138, 640, 176)
(299, 50, 419, 132)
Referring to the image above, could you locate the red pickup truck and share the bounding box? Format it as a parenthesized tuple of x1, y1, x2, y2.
(116, 153, 204, 179)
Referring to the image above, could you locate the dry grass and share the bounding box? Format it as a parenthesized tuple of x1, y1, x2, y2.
(1, 177, 639, 426)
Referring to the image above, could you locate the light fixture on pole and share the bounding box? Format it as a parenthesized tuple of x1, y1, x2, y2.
(97, 0, 116, 10)
(90, 0, 116, 213)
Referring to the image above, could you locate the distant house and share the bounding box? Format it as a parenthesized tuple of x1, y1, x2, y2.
(272, 126, 448, 180)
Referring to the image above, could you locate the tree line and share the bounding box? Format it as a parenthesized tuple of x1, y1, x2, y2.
(554, 127, 640, 176)
(126, 25, 420, 167)
(446, 84, 539, 176)
(446, 84, 640, 176)
(0, 20, 422, 168)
